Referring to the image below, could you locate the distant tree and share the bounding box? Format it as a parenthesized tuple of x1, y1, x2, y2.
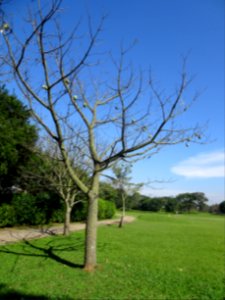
(137, 196, 163, 212)
(164, 197, 178, 213)
(109, 163, 142, 228)
(99, 182, 120, 205)
(176, 193, 196, 212)
(126, 191, 143, 210)
(176, 192, 208, 213)
(20, 140, 89, 235)
(219, 201, 225, 214)
(0, 87, 37, 199)
(208, 204, 220, 214)
(192, 192, 208, 211)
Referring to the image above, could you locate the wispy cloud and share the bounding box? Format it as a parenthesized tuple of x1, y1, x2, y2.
(171, 151, 225, 178)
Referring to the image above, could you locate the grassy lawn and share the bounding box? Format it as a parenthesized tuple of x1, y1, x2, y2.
(0, 212, 224, 299)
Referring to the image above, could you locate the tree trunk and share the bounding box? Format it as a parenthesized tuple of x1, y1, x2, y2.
(63, 204, 72, 236)
(118, 194, 125, 228)
(84, 172, 99, 271)
(118, 214, 124, 228)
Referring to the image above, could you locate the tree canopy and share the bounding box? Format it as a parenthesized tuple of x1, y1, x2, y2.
(0, 87, 37, 196)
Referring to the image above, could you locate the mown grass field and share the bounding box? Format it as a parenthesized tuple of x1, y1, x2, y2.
(0, 212, 224, 300)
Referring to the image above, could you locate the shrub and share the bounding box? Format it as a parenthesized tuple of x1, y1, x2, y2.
(98, 198, 106, 220)
(35, 192, 62, 223)
(0, 204, 16, 227)
(98, 198, 116, 220)
(50, 209, 65, 223)
(71, 201, 87, 222)
(104, 200, 116, 219)
(71, 199, 116, 222)
(12, 193, 46, 225)
(0, 194, 116, 228)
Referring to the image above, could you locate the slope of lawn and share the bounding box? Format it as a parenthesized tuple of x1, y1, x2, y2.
(0, 212, 224, 300)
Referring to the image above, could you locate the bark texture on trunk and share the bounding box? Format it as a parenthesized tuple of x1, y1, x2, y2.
(84, 172, 99, 271)
(63, 205, 71, 236)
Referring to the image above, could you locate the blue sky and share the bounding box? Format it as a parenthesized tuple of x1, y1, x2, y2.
(4, 0, 224, 204)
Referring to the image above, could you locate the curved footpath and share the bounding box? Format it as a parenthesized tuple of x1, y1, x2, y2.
(0, 215, 135, 245)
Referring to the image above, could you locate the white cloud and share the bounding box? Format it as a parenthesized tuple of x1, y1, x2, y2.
(171, 151, 225, 178)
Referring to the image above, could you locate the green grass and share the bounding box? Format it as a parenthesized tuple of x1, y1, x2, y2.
(0, 212, 224, 299)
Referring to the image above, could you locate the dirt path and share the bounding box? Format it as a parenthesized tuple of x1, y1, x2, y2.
(0, 215, 135, 245)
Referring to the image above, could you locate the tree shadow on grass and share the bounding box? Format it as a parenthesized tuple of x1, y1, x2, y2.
(0, 283, 48, 300)
(0, 237, 84, 269)
(0, 283, 73, 300)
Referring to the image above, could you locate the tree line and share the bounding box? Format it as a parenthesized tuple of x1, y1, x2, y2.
(100, 181, 225, 214)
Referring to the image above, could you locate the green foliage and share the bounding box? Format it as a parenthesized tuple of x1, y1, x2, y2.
(8, 192, 62, 226)
(0, 193, 115, 228)
(0, 87, 37, 195)
(12, 193, 46, 225)
(126, 192, 142, 210)
(17, 154, 50, 195)
(98, 198, 116, 220)
(130, 193, 209, 214)
(219, 201, 225, 214)
(50, 209, 65, 223)
(0, 212, 223, 299)
(72, 198, 115, 221)
(139, 197, 163, 212)
(104, 201, 116, 219)
(72, 202, 87, 222)
(35, 192, 62, 223)
(99, 182, 120, 206)
(164, 197, 178, 212)
(176, 192, 208, 213)
(0, 204, 16, 227)
(97, 199, 106, 220)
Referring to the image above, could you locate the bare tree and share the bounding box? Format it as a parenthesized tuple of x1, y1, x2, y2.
(0, 0, 205, 271)
(107, 163, 142, 228)
(22, 140, 88, 236)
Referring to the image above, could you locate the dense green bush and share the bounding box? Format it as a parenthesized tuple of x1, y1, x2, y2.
(0, 204, 16, 227)
(98, 198, 116, 219)
(50, 209, 65, 223)
(98, 199, 107, 220)
(35, 192, 62, 223)
(99, 182, 120, 207)
(0, 87, 37, 198)
(71, 202, 87, 222)
(12, 193, 46, 225)
(0, 194, 115, 228)
(71, 198, 116, 222)
(105, 201, 116, 219)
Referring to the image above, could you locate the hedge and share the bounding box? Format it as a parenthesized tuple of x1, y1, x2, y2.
(0, 193, 116, 227)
